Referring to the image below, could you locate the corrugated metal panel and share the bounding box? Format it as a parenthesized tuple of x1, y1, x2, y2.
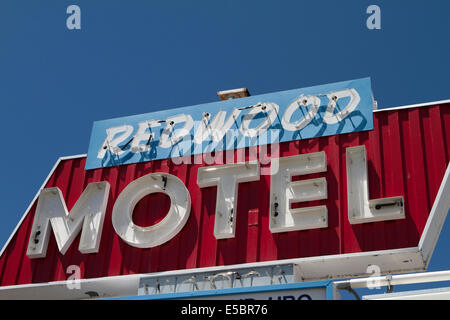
(0, 103, 449, 286)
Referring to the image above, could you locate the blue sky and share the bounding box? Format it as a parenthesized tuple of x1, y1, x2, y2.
(0, 1, 449, 299)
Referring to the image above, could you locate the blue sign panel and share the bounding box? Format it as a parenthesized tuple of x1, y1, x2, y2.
(107, 281, 335, 300)
(86, 77, 374, 170)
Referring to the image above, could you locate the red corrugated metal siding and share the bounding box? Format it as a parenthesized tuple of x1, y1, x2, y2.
(0, 103, 449, 286)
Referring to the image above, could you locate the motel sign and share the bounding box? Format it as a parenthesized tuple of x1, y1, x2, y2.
(0, 78, 448, 299)
(26, 145, 404, 258)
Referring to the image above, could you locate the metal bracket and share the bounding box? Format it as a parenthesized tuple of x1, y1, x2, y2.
(386, 275, 394, 293)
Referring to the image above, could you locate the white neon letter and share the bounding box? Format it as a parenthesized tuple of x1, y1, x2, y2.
(269, 152, 328, 233)
(159, 114, 194, 148)
(97, 125, 134, 158)
(130, 120, 161, 153)
(346, 145, 404, 224)
(197, 162, 260, 239)
(240, 103, 279, 138)
(26, 182, 110, 259)
(323, 89, 360, 124)
(193, 109, 241, 144)
(112, 173, 191, 248)
(281, 94, 321, 131)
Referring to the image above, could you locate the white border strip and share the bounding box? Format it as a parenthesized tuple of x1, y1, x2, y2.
(363, 286, 450, 300)
(419, 163, 450, 266)
(374, 98, 450, 113)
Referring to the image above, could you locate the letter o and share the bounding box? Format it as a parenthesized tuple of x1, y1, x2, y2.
(323, 89, 360, 124)
(240, 102, 279, 138)
(281, 94, 320, 131)
(112, 172, 191, 248)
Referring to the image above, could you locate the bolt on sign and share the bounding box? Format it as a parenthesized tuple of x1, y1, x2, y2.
(0, 78, 449, 298)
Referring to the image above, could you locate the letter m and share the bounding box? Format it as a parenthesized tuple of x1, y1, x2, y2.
(26, 182, 110, 259)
